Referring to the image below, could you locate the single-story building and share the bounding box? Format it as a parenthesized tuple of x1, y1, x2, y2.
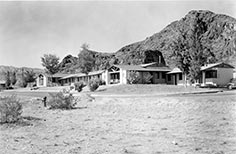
(104, 62, 171, 84)
(46, 62, 171, 86)
(36, 62, 234, 87)
(167, 62, 235, 87)
(166, 68, 190, 85)
(36, 73, 69, 87)
(59, 70, 105, 86)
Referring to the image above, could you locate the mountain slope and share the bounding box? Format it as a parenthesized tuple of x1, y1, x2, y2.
(115, 10, 236, 68)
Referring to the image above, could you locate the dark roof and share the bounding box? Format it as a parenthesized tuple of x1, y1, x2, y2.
(166, 68, 182, 74)
(201, 62, 234, 71)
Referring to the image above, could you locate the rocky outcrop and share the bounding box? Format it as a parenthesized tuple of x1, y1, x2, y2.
(115, 10, 236, 68)
(57, 10, 236, 73)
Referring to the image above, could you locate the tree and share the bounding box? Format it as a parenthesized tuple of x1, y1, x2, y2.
(41, 54, 60, 75)
(187, 15, 211, 83)
(81, 43, 90, 50)
(10, 71, 17, 86)
(170, 14, 215, 85)
(4, 71, 17, 88)
(170, 30, 191, 86)
(78, 43, 95, 75)
(23, 70, 36, 83)
(4, 71, 11, 88)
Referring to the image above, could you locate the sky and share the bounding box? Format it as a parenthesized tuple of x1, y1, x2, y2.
(0, 0, 236, 68)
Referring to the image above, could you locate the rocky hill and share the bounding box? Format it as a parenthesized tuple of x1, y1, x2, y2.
(60, 10, 236, 73)
(2, 10, 235, 77)
(115, 10, 236, 68)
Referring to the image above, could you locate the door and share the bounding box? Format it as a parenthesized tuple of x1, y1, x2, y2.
(174, 74, 177, 85)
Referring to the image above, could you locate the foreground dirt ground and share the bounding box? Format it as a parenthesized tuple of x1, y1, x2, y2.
(1, 93, 236, 154)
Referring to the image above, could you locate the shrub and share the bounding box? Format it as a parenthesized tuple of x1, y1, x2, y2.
(47, 92, 77, 109)
(0, 95, 22, 123)
(88, 79, 99, 92)
(94, 78, 106, 85)
(127, 71, 141, 84)
(62, 88, 70, 94)
(74, 81, 86, 92)
(15, 78, 27, 88)
(141, 72, 153, 84)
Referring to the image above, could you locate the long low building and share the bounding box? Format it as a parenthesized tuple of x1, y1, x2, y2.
(59, 70, 105, 86)
(58, 62, 171, 85)
(36, 62, 235, 87)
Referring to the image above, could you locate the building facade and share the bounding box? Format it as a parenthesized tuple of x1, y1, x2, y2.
(166, 62, 235, 87)
(36, 62, 234, 87)
(104, 62, 170, 85)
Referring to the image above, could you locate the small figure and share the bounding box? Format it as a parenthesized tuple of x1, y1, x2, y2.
(42, 96, 47, 107)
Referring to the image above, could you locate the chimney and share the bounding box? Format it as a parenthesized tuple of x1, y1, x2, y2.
(159, 55, 161, 64)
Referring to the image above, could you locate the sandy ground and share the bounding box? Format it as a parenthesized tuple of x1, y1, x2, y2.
(1, 92, 236, 154)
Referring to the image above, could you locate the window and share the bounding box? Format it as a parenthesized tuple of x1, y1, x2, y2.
(179, 73, 182, 80)
(156, 72, 159, 79)
(168, 75, 171, 81)
(162, 72, 166, 79)
(206, 70, 217, 78)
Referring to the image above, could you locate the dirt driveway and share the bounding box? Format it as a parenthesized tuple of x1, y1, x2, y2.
(1, 92, 236, 154)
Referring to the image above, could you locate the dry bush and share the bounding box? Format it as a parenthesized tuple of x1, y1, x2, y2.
(127, 71, 141, 84)
(0, 95, 22, 124)
(74, 81, 86, 92)
(88, 79, 99, 92)
(94, 78, 106, 85)
(48, 92, 77, 109)
(142, 72, 153, 84)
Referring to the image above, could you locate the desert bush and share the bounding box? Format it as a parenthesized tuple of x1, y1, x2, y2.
(74, 81, 86, 92)
(141, 72, 153, 84)
(62, 88, 70, 94)
(0, 95, 22, 123)
(15, 78, 27, 88)
(94, 78, 106, 85)
(88, 79, 99, 92)
(127, 71, 141, 84)
(47, 92, 77, 109)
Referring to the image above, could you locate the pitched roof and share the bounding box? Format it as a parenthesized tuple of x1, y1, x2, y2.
(38, 73, 70, 78)
(166, 68, 182, 74)
(140, 62, 158, 67)
(60, 70, 105, 80)
(167, 62, 235, 74)
(201, 62, 235, 71)
(0, 80, 5, 84)
(52, 73, 70, 78)
(114, 64, 170, 72)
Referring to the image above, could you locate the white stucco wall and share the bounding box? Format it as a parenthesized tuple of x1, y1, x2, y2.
(103, 70, 109, 85)
(120, 69, 127, 84)
(36, 74, 47, 87)
(216, 68, 233, 86)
